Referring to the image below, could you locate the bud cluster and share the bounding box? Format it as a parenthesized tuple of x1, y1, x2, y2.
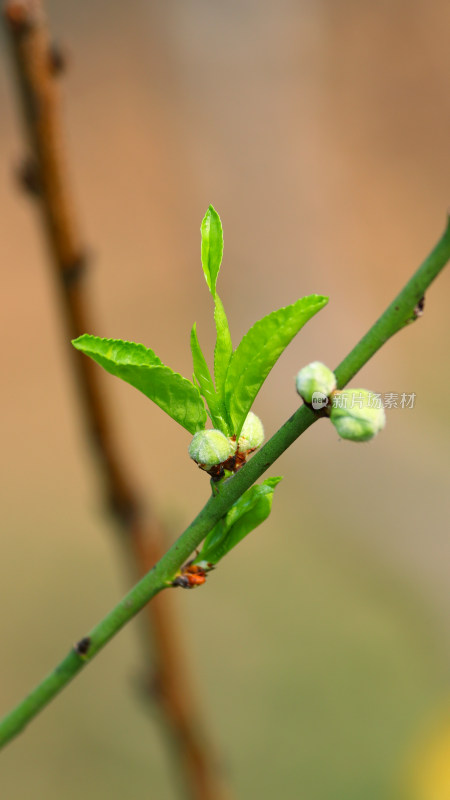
(188, 412, 265, 476)
(296, 362, 386, 443)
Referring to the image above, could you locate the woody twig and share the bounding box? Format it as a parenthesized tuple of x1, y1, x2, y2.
(3, 2, 230, 798)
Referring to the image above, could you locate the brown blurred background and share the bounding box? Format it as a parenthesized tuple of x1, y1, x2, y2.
(1, 1, 449, 798)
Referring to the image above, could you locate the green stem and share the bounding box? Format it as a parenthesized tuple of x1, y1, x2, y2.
(1, 217, 449, 749)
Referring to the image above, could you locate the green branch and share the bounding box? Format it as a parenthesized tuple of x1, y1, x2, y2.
(1, 217, 449, 749)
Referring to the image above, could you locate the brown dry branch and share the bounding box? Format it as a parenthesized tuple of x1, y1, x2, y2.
(3, 2, 231, 798)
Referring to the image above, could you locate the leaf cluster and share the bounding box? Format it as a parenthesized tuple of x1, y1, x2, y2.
(73, 206, 328, 440)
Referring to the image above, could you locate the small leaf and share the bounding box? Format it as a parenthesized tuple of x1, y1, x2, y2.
(225, 295, 328, 437)
(190, 323, 215, 404)
(190, 324, 229, 432)
(213, 295, 233, 420)
(201, 205, 223, 298)
(195, 477, 282, 566)
(72, 334, 207, 434)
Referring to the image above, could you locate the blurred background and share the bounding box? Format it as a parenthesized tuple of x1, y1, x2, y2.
(1, 0, 449, 797)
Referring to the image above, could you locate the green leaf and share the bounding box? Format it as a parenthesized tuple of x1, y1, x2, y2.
(195, 477, 282, 566)
(224, 294, 329, 437)
(72, 334, 207, 434)
(213, 295, 233, 417)
(199, 207, 231, 428)
(190, 323, 215, 403)
(190, 324, 229, 432)
(201, 205, 223, 298)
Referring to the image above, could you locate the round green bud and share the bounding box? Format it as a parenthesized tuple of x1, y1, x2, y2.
(237, 411, 264, 452)
(330, 389, 386, 442)
(295, 361, 337, 407)
(188, 429, 235, 467)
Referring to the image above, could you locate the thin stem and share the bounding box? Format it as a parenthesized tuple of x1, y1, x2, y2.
(1, 216, 449, 749)
(3, 2, 230, 796)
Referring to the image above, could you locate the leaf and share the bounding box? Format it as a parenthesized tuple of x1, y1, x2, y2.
(213, 295, 233, 419)
(199, 207, 232, 428)
(224, 294, 329, 437)
(195, 477, 282, 566)
(72, 334, 207, 434)
(201, 205, 223, 298)
(190, 324, 229, 432)
(190, 323, 215, 404)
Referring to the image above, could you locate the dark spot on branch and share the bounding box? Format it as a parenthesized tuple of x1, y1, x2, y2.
(74, 636, 91, 656)
(48, 42, 68, 76)
(405, 295, 426, 326)
(108, 491, 140, 526)
(413, 295, 425, 318)
(16, 156, 41, 197)
(61, 252, 89, 287)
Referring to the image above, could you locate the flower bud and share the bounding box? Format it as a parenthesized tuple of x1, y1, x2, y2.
(237, 411, 264, 452)
(330, 389, 386, 442)
(189, 429, 235, 467)
(295, 362, 337, 406)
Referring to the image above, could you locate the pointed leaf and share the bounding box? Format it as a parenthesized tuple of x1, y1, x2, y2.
(190, 323, 215, 404)
(72, 335, 207, 434)
(201, 205, 223, 298)
(213, 295, 233, 420)
(190, 324, 229, 432)
(225, 295, 328, 437)
(195, 477, 282, 566)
